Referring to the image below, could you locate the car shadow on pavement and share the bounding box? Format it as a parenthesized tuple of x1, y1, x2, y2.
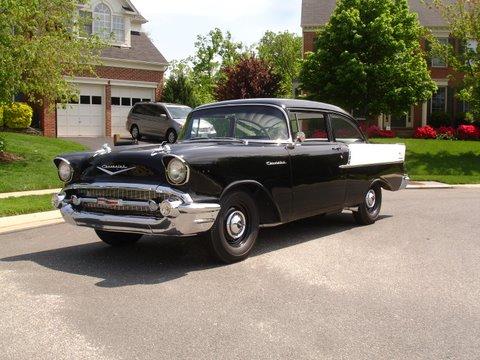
(1, 213, 391, 288)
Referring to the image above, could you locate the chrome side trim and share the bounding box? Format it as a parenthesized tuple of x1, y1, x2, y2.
(339, 160, 404, 169)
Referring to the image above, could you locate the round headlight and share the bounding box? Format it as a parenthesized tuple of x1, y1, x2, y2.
(58, 161, 73, 182)
(166, 158, 189, 185)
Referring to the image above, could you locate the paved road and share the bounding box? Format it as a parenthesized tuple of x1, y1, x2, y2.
(0, 189, 479, 359)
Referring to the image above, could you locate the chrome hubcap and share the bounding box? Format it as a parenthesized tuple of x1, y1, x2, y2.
(226, 210, 246, 240)
(168, 132, 175, 142)
(132, 128, 138, 138)
(366, 189, 376, 209)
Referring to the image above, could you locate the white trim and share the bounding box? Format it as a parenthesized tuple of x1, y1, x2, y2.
(433, 79, 449, 86)
(344, 143, 406, 168)
(68, 77, 159, 88)
(101, 57, 168, 71)
(422, 102, 428, 126)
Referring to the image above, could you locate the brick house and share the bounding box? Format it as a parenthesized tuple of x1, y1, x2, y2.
(301, 0, 469, 131)
(38, 0, 168, 138)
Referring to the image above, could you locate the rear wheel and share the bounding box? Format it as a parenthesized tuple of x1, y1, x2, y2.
(166, 129, 177, 144)
(208, 191, 259, 264)
(95, 230, 142, 247)
(353, 184, 382, 225)
(131, 125, 141, 140)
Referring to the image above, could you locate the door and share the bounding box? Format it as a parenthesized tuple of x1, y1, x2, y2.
(57, 84, 105, 137)
(147, 104, 169, 136)
(111, 86, 154, 136)
(288, 111, 348, 219)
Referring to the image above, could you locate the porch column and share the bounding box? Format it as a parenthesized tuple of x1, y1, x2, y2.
(377, 115, 383, 129)
(421, 102, 428, 126)
(105, 82, 112, 137)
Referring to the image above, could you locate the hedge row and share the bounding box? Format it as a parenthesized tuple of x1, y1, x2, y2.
(414, 125, 480, 140)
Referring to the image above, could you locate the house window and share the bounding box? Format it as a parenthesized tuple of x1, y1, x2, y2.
(431, 38, 448, 68)
(431, 87, 447, 113)
(80, 95, 91, 105)
(92, 96, 102, 105)
(121, 97, 131, 106)
(79, 11, 93, 36)
(93, 3, 112, 39)
(112, 15, 125, 43)
(111, 97, 120, 106)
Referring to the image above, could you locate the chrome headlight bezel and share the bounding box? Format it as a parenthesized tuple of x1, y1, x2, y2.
(57, 160, 74, 183)
(166, 157, 190, 185)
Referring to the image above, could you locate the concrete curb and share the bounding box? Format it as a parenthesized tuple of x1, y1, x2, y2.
(0, 211, 63, 235)
(0, 189, 61, 199)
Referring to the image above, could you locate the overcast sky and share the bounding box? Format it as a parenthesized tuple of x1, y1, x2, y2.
(132, 0, 302, 62)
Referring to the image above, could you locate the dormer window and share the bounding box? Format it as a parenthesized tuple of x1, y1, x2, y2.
(93, 3, 111, 39)
(81, 2, 125, 45)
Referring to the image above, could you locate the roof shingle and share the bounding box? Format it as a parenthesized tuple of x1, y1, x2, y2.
(301, 0, 447, 28)
(101, 32, 168, 64)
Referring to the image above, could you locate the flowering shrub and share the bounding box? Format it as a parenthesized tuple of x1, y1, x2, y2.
(364, 125, 396, 138)
(3, 102, 33, 129)
(0, 135, 5, 152)
(414, 126, 437, 139)
(457, 125, 480, 140)
(436, 126, 456, 140)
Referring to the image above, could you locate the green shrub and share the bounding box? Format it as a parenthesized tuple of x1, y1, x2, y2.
(3, 103, 33, 129)
(429, 111, 451, 128)
(0, 106, 4, 127)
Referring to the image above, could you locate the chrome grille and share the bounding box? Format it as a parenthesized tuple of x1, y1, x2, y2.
(76, 188, 163, 201)
(82, 202, 158, 217)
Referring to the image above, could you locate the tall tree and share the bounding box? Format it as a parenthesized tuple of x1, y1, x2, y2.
(426, 0, 480, 121)
(162, 61, 197, 107)
(0, 0, 104, 105)
(190, 28, 244, 104)
(258, 31, 302, 97)
(300, 0, 436, 119)
(215, 56, 281, 101)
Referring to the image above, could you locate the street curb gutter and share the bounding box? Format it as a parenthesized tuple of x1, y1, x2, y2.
(0, 211, 63, 235)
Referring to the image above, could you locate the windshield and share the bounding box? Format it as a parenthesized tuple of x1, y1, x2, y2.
(166, 106, 192, 119)
(181, 105, 289, 141)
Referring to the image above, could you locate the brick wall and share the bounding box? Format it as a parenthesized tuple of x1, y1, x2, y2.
(40, 102, 56, 137)
(105, 82, 112, 136)
(303, 31, 317, 55)
(95, 66, 164, 84)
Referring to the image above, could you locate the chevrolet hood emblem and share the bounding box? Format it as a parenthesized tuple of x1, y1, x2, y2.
(97, 165, 136, 176)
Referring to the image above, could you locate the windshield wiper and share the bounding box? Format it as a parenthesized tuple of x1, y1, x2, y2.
(188, 137, 249, 144)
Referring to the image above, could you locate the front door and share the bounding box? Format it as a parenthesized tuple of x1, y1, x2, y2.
(288, 111, 348, 220)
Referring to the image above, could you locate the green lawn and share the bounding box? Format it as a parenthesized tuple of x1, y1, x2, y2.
(371, 138, 480, 184)
(0, 194, 54, 217)
(0, 132, 86, 193)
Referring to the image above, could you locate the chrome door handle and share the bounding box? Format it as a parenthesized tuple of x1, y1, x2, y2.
(332, 147, 342, 151)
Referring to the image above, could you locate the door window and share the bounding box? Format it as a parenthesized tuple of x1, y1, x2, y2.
(291, 111, 329, 141)
(151, 105, 167, 118)
(330, 114, 365, 143)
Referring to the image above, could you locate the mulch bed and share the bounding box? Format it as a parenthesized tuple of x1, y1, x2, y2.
(0, 151, 24, 163)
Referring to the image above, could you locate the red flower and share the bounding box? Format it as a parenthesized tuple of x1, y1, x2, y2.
(365, 125, 396, 138)
(437, 126, 456, 137)
(457, 125, 480, 140)
(414, 126, 437, 139)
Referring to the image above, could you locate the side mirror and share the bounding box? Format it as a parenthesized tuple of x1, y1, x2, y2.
(159, 114, 167, 120)
(295, 132, 306, 143)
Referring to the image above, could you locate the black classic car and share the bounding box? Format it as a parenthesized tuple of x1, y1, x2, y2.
(53, 99, 408, 263)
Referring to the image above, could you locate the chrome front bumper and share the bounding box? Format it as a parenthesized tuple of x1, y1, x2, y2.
(399, 175, 410, 190)
(54, 183, 220, 236)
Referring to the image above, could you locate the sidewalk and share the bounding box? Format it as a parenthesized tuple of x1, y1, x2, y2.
(0, 188, 61, 199)
(0, 210, 63, 235)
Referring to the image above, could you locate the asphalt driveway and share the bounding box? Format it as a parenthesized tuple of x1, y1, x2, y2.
(0, 189, 479, 359)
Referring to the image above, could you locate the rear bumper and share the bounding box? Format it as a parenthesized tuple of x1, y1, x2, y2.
(54, 183, 220, 236)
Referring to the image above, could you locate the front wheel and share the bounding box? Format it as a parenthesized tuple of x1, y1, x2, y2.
(353, 185, 382, 225)
(131, 125, 141, 140)
(95, 230, 142, 247)
(208, 191, 259, 264)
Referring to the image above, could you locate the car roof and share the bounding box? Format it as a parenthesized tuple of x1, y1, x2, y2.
(195, 98, 351, 116)
(135, 102, 191, 108)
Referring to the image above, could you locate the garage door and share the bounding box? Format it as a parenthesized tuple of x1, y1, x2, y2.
(57, 84, 105, 137)
(111, 86, 155, 137)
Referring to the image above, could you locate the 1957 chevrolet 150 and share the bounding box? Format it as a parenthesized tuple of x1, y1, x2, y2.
(53, 99, 408, 263)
